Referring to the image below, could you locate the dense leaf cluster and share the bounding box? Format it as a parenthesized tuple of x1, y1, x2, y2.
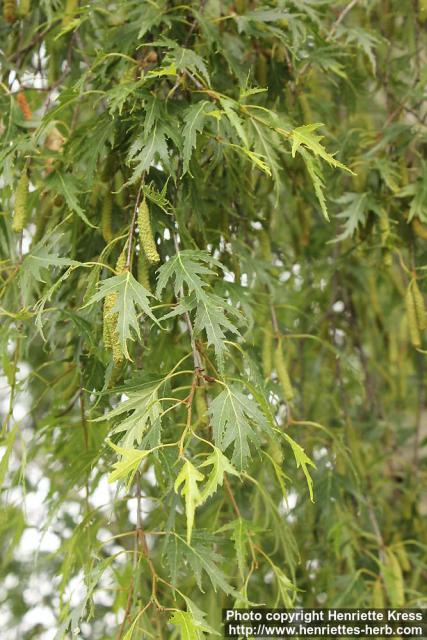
(1, 1, 426, 638)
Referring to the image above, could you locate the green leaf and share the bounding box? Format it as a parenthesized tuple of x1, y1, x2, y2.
(300, 149, 329, 220)
(220, 97, 249, 148)
(193, 294, 241, 368)
(250, 117, 282, 192)
(174, 534, 240, 596)
(45, 171, 96, 228)
(208, 384, 269, 469)
(98, 384, 162, 447)
(107, 441, 150, 488)
(397, 172, 427, 222)
(174, 48, 210, 84)
(281, 433, 316, 502)
(0, 425, 18, 486)
(199, 447, 240, 504)
(20, 235, 79, 304)
(127, 123, 170, 184)
(218, 518, 252, 581)
(174, 460, 205, 544)
(21, 242, 78, 284)
(169, 611, 201, 640)
(290, 123, 353, 173)
(168, 595, 221, 638)
(156, 250, 219, 300)
(84, 271, 159, 360)
(332, 192, 369, 241)
(157, 251, 240, 366)
(182, 101, 212, 175)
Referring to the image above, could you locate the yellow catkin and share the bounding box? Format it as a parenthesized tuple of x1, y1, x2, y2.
(101, 193, 113, 243)
(235, 0, 246, 13)
(138, 198, 160, 264)
(12, 172, 29, 232)
(372, 579, 385, 608)
(115, 246, 127, 274)
(405, 287, 421, 348)
(102, 153, 117, 182)
(411, 280, 426, 331)
(420, 0, 427, 21)
(3, 0, 16, 22)
(299, 200, 311, 247)
(388, 330, 398, 367)
(137, 249, 151, 291)
(256, 53, 268, 86)
(367, 274, 381, 318)
(62, 0, 78, 27)
(19, 0, 30, 16)
(298, 93, 313, 124)
(195, 391, 208, 427)
(268, 439, 283, 465)
(113, 170, 125, 208)
(379, 214, 390, 246)
(274, 340, 294, 402)
(33, 193, 50, 244)
(259, 229, 272, 261)
(102, 294, 115, 350)
(353, 166, 367, 192)
(412, 217, 427, 240)
(262, 331, 273, 377)
(103, 249, 127, 363)
(382, 248, 392, 267)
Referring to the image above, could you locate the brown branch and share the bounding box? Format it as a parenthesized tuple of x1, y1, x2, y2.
(10, 21, 59, 66)
(328, 0, 359, 40)
(223, 473, 241, 518)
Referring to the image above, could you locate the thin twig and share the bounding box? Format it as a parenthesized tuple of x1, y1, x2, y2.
(328, 0, 359, 40)
(297, 0, 359, 81)
(223, 473, 241, 518)
(10, 21, 59, 65)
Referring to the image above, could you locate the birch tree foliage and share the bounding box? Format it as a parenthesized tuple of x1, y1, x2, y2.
(1, 0, 427, 638)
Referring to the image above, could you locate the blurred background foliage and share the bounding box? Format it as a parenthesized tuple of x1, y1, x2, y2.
(0, 0, 427, 638)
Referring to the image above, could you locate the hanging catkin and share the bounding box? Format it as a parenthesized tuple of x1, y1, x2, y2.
(259, 229, 272, 261)
(103, 248, 127, 364)
(101, 193, 113, 243)
(405, 287, 421, 348)
(298, 93, 313, 124)
(62, 0, 78, 27)
(379, 214, 390, 246)
(115, 246, 127, 274)
(195, 391, 208, 427)
(274, 339, 294, 402)
(262, 331, 272, 378)
(16, 92, 32, 120)
(33, 193, 50, 244)
(137, 249, 151, 291)
(12, 172, 29, 233)
(19, 0, 30, 16)
(372, 579, 385, 608)
(411, 280, 426, 331)
(255, 53, 268, 86)
(138, 198, 160, 264)
(3, 0, 16, 22)
(412, 217, 427, 240)
(113, 170, 125, 208)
